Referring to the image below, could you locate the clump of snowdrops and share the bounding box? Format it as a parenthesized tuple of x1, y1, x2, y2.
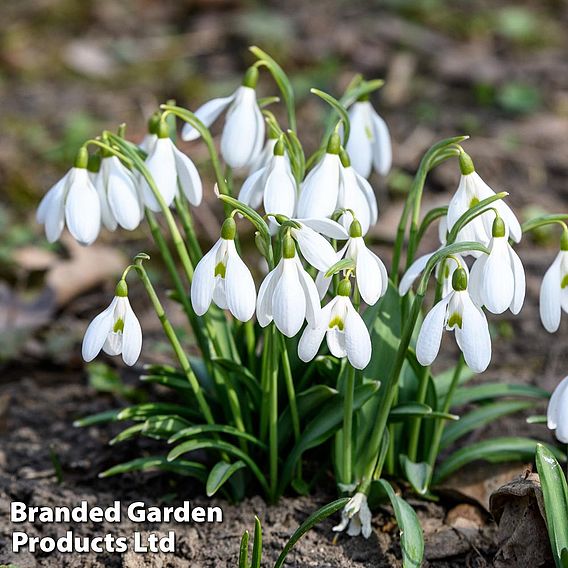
(38, 47, 568, 565)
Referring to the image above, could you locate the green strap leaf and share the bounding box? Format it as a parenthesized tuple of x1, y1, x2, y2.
(536, 443, 568, 568)
(117, 403, 198, 421)
(325, 258, 355, 278)
(310, 88, 351, 144)
(168, 424, 266, 449)
(251, 516, 262, 568)
(206, 460, 246, 497)
(389, 402, 458, 421)
(274, 498, 349, 568)
(239, 530, 250, 568)
(99, 456, 207, 480)
(451, 382, 549, 406)
(73, 409, 121, 427)
(377, 480, 424, 568)
(109, 424, 145, 446)
(400, 456, 432, 496)
(435, 437, 566, 484)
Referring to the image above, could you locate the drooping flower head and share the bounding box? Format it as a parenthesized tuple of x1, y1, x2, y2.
(191, 217, 256, 322)
(332, 492, 373, 539)
(82, 280, 142, 366)
(298, 277, 371, 370)
(540, 229, 568, 333)
(447, 151, 522, 250)
(345, 97, 392, 179)
(469, 215, 525, 315)
(416, 266, 492, 373)
(547, 376, 568, 443)
(181, 66, 265, 169)
(256, 235, 321, 337)
(37, 147, 101, 245)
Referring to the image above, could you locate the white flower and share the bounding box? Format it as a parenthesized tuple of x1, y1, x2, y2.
(181, 68, 265, 169)
(346, 100, 392, 178)
(190, 219, 256, 322)
(95, 156, 144, 231)
(82, 284, 142, 366)
(540, 248, 568, 333)
(316, 219, 388, 305)
(547, 376, 568, 443)
(337, 159, 378, 236)
(332, 492, 372, 539)
(469, 218, 525, 315)
(248, 137, 278, 174)
(447, 153, 521, 250)
(141, 129, 202, 212)
(238, 140, 296, 219)
(256, 238, 321, 337)
(416, 268, 491, 373)
(36, 149, 101, 246)
(298, 280, 371, 370)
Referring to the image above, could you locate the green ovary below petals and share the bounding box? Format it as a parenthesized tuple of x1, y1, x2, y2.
(561, 274, 568, 289)
(469, 197, 480, 208)
(328, 316, 344, 331)
(113, 318, 125, 333)
(214, 262, 226, 278)
(447, 312, 462, 329)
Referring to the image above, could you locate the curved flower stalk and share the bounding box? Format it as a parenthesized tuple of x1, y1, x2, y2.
(36, 147, 101, 245)
(256, 235, 321, 337)
(191, 217, 256, 321)
(82, 280, 142, 366)
(332, 492, 372, 539)
(416, 266, 491, 373)
(298, 278, 371, 370)
(447, 151, 521, 249)
(540, 231, 568, 332)
(238, 138, 296, 220)
(469, 216, 525, 315)
(399, 216, 468, 298)
(181, 67, 265, 169)
(140, 121, 203, 212)
(547, 376, 568, 443)
(345, 97, 392, 178)
(317, 218, 388, 306)
(95, 155, 144, 231)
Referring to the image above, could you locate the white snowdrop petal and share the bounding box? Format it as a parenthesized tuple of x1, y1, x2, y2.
(42, 175, 69, 243)
(547, 376, 568, 431)
(225, 241, 256, 321)
(65, 169, 101, 245)
(81, 297, 118, 362)
(370, 110, 392, 176)
(143, 138, 178, 211)
(297, 154, 340, 219)
(107, 159, 142, 231)
(416, 295, 451, 366)
(238, 167, 266, 210)
(355, 243, 384, 306)
(344, 302, 372, 369)
(468, 255, 486, 307)
(103, 333, 123, 356)
(355, 172, 378, 227)
(455, 293, 491, 373)
(191, 239, 223, 316)
(37, 172, 68, 224)
(482, 238, 514, 314)
(263, 159, 297, 218)
(298, 302, 334, 362)
(181, 94, 235, 141)
(213, 279, 228, 309)
(540, 253, 562, 333)
(509, 247, 526, 315)
(399, 253, 433, 296)
(294, 225, 337, 272)
(173, 146, 203, 206)
(256, 265, 280, 327)
(327, 327, 347, 358)
(447, 176, 470, 231)
(346, 103, 373, 178)
(296, 260, 322, 327)
(298, 218, 349, 240)
(272, 260, 306, 337)
(121, 298, 143, 366)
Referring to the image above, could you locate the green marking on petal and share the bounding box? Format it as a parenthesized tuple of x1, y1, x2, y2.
(113, 318, 125, 333)
(364, 125, 373, 141)
(328, 316, 344, 331)
(561, 274, 568, 289)
(447, 312, 462, 329)
(215, 262, 226, 278)
(444, 264, 450, 278)
(469, 197, 480, 208)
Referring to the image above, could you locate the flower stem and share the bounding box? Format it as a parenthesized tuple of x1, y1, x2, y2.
(269, 325, 280, 501)
(342, 364, 356, 486)
(280, 334, 300, 442)
(174, 195, 202, 264)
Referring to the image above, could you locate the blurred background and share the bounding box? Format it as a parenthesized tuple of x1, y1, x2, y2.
(0, 0, 567, 386)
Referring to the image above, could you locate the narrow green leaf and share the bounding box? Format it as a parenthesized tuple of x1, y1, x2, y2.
(168, 424, 265, 448)
(451, 383, 549, 406)
(274, 498, 349, 568)
(239, 530, 250, 568)
(435, 437, 566, 483)
(325, 258, 355, 278)
(143, 415, 191, 440)
(311, 88, 351, 143)
(435, 366, 475, 400)
(73, 409, 121, 427)
(109, 423, 145, 445)
(377, 480, 424, 568)
(140, 374, 192, 391)
(117, 403, 198, 421)
(99, 457, 207, 480)
(400, 456, 432, 495)
(390, 403, 458, 421)
(536, 443, 568, 568)
(441, 401, 535, 449)
(527, 415, 547, 424)
(206, 460, 246, 497)
(251, 516, 262, 568)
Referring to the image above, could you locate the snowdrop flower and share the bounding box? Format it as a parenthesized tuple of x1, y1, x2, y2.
(298, 278, 371, 370)
(140, 120, 202, 212)
(82, 280, 142, 366)
(399, 217, 467, 298)
(297, 133, 342, 220)
(346, 97, 392, 178)
(469, 216, 525, 315)
(540, 231, 568, 333)
(547, 376, 568, 443)
(447, 152, 522, 250)
(332, 492, 372, 539)
(316, 219, 388, 306)
(256, 236, 321, 337)
(238, 138, 296, 220)
(191, 217, 256, 321)
(337, 150, 379, 235)
(37, 147, 101, 245)
(248, 128, 279, 175)
(416, 267, 491, 373)
(95, 155, 143, 231)
(181, 67, 265, 169)
(139, 112, 160, 154)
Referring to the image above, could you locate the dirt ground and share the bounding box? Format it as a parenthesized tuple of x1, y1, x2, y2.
(1, 0, 568, 566)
